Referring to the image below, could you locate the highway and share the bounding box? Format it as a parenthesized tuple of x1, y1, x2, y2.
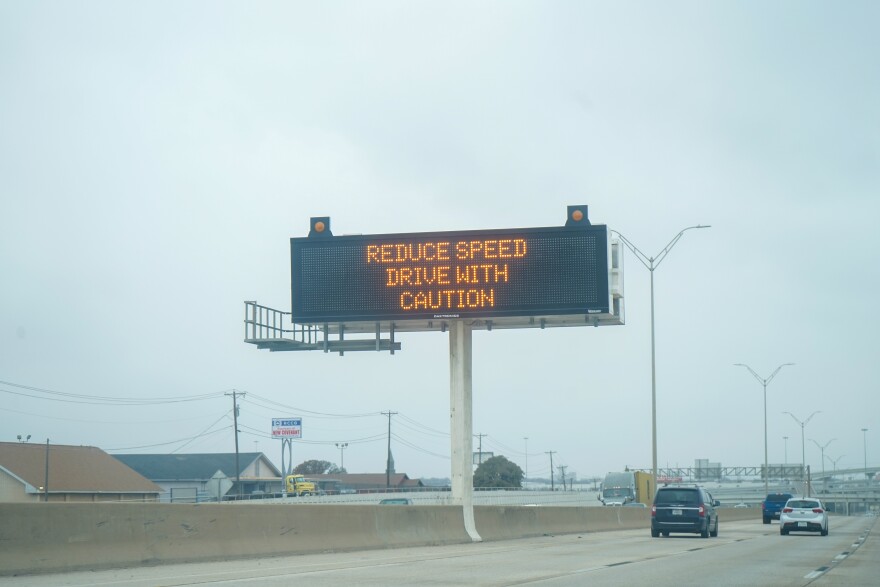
(2, 516, 875, 587)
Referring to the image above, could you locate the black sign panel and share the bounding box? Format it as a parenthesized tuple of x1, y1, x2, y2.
(291, 225, 609, 323)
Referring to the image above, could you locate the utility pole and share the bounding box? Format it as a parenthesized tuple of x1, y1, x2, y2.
(225, 390, 246, 497)
(475, 433, 486, 465)
(43, 438, 49, 502)
(558, 465, 568, 490)
(523, 437, 529, 483)
(546, 451, 556, 491)
(382, 411, 397, 489)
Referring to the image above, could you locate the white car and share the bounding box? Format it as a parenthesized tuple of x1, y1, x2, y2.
(779, 498, 828, 536)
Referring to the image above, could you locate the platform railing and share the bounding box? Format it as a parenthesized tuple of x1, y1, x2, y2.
(244, 301, 319, 344)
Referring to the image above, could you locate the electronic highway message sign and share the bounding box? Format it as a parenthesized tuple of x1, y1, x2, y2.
(291, 224, 609, 324)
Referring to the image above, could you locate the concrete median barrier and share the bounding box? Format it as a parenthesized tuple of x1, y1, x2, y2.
(0, 503, 762, 576)
(0, 503, 471, 576)
(475, 505, 650, 540)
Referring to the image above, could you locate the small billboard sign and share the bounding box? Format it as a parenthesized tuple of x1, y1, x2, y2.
(473, 451, 494, 465)
(272, 417, 302, 438)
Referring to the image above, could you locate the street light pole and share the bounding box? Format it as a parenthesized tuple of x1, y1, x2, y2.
(785, 411, 820, 497)
(810, 438, 836, 492)
(735, 363, 794, 495)
(862, 428, 869, 486)
(825, 454, 844, 479)
(612, 225, 710, 486)
(523, 437, 528, 483)
(335, 442, 348, 471)
(783, 436, 789, 467)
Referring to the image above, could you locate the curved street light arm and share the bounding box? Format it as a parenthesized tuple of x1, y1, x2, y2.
(611, 231, 654, 271)
(734, 362, 794, 385)
(810, 438, 837, 451)
(652, 225, 711, 270)
(785, 411, 822, 427)
(734, 363, 763, 384)
(610, 225, 710, 272)
(766, 363, 795, 385)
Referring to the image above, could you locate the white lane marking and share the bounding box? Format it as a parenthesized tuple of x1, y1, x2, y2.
(834, 554, 848, 561)
(805, 570, 825, 579)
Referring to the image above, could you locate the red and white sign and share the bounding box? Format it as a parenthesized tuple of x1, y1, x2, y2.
(271, 418, 302, 438)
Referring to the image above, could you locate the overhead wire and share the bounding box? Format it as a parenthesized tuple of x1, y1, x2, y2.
(0, 404, 232, 426)
(244, 392, 379, 419)
(391, 432, 450, 460)
(484, 436, 531, 457)
(237, 422, 386, 445)
(236, 405, 388, 442)
(396, 413, 449, 437)
(0, 379, 225, 405)
(104, 426, 230, 452)
(395, 417, 449, 439)
(4, 378, 455, 469)
(170, 411, 235, 454)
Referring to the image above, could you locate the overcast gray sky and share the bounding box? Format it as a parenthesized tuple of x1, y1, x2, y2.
(2, 1, 878, 483)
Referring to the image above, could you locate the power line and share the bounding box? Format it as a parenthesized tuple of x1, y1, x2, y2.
(0, 404, 225, 426)
(396, 413, 449, 437)
(104, 427, 230, 451)
(4, 379, 455, 468)
(484, 436, 531, 456)
(0, 382, 223, 406)
(170, 412, 234, 454)
(237, 423, 386, 445)
(244, 392, 379, 419)
(391, 432, 450, 460)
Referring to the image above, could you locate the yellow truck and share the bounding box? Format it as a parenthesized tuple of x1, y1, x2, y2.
(598, 470, 654, 507)
(285, 474, 317, 496)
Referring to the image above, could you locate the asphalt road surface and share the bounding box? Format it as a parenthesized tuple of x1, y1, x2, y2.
(2, 517, 876, 587)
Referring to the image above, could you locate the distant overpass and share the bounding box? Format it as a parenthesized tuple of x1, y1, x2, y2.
(632, 464, 880, 482)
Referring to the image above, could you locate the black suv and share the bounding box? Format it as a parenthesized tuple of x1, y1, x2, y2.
(651, 485, 720, 538)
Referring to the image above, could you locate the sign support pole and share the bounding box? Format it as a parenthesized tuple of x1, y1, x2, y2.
(449, 321, 481, 542)
(281, 438, 292, 496)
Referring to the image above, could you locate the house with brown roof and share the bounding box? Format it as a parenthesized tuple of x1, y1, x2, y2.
(110, 454, 427, 499)
(113, 452, 283, 501)
(308, 473, 425, 494)
(0, 441, 161, 503)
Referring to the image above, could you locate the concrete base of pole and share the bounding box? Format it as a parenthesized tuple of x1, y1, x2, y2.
(449, 321, 481, 542)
